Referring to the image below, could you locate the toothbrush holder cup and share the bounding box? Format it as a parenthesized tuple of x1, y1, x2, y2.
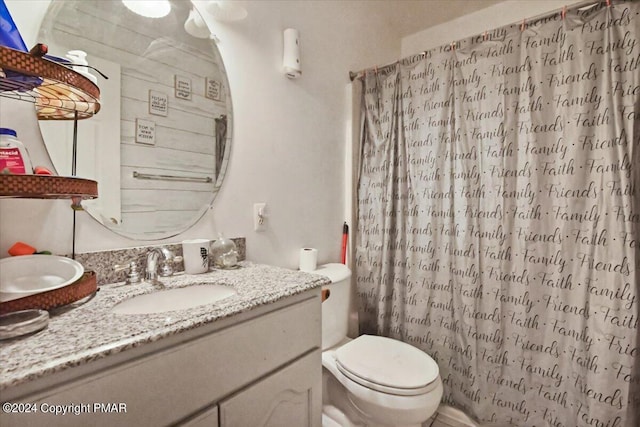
(181, 239, 210, 274)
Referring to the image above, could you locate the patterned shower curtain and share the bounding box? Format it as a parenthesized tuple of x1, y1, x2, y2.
(355, 1, 639, 426)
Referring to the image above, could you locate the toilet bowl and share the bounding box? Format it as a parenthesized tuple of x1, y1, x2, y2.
(323, 335, 443, 426)
(315, 264, 443, 427)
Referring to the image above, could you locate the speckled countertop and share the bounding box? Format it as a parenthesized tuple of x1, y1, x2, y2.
(0, 262, 329, 391)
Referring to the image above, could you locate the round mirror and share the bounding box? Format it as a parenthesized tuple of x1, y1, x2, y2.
(37, 0, 232, 240)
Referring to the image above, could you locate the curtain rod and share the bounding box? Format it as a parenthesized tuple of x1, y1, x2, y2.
(348, 0, 606, 82)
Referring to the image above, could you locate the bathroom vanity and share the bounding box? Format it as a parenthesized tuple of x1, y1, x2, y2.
(0, 262, 328, 427)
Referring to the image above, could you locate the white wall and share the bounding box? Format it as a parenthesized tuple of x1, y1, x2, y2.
(402, 0, 584, 56)
(0, 0, 399, 268)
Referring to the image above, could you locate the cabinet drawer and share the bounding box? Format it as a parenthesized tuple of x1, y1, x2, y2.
(1, 291, 321, 427)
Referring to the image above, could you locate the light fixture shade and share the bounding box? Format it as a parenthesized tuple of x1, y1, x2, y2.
(122, 0, 171, 18)
(185, 8, 211, 38)
(206, 0, 248, 22)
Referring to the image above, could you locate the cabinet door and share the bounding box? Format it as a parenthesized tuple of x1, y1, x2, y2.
(220, 350, 321, 427)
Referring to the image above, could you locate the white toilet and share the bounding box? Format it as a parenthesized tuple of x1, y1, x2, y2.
(316, 263, 443, 427)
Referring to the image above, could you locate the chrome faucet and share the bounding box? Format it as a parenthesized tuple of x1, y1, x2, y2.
(145, 247, 180, 286)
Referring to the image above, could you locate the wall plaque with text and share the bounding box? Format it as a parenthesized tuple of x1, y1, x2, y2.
(175, 75, 192, 100)
(149, 90, 168, 116)
(205, 78, 222, 101)
(135, 119, 156, 145)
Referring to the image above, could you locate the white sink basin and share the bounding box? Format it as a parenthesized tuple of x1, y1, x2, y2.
(0, 255, 84, 302)
(112, 284, 237, 314)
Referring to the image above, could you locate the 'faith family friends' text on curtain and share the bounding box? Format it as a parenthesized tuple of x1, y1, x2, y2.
(356, 2, 639, 426)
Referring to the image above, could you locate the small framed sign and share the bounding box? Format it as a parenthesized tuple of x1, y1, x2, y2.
(149, 90, 168, 116)
(135, 119, 156, 145)
(205, 77, 222, 101)
(175, 75, 192, 100)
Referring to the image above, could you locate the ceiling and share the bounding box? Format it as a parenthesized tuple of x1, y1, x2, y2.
(368, 0, 504, 38)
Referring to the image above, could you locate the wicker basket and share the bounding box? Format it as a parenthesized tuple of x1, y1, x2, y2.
(0, 174, 98, 199)
(0, 45, 100, 119)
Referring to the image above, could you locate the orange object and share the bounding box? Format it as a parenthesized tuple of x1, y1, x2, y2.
(8, 241, 36, 256)
(33, 166, 53, 175)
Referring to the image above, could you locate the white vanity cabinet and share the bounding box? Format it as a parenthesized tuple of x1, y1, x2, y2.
(1, 289, 322, 427)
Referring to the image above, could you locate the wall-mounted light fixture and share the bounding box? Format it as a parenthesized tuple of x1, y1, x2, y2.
(205, 1, 248, 22)
(184, 8, 211, 39)
(185, 1, 247, 41)
(122, 0, 171, 18)
(283, 28, 301, 79)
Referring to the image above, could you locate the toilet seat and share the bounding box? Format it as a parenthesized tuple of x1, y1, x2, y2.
(334, 335, 439, 396)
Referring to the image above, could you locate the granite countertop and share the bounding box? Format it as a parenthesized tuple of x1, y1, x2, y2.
(0, 262, 329, 391)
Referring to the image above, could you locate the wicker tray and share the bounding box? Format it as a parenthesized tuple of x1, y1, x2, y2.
(0, 174, 98, 199)
(0, 45, 100, 120)
(0, 271, 97, 315)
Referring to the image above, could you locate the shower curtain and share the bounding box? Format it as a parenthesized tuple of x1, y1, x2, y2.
(355, 1, 639, 426)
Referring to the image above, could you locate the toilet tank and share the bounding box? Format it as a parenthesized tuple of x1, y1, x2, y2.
(314, 263, 351, 350)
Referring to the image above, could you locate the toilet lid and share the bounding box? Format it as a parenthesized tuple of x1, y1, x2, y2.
(335, 335, 439, 396)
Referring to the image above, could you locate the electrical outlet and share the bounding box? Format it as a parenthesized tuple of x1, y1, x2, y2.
(253, 203, 266, 231)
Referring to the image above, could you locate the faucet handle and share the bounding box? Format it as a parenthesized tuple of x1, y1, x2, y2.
(155, 249, 177, 277)
(114, 261, 142, 284)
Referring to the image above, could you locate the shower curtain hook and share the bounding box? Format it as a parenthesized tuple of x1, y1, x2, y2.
(520, 18, 526, 32)
(562, 6, 567, 19)
(483, 31, 488, 41)
(606, 0, 611, 6)
(422, 51, 427, 58)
